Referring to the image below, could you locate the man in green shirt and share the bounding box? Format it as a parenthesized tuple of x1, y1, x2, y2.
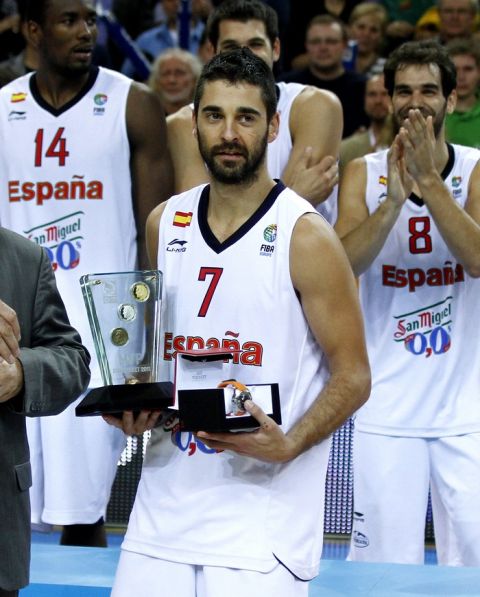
(446, 38, 480, 147)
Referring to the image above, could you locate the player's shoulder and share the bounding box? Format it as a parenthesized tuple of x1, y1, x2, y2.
(451, 142, 480, 163)
(0, 72, 31, 98)
(156, 184, 208, 215)
(279, 186, 329, 230)
(167, 103, 193, 131)
(288, 83, 342, 120)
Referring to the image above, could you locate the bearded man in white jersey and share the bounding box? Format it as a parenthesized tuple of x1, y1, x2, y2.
(0, 0, 173, 547)
(104, 48, 370, 597)
(167, 0, 342, 223)
(336, 40, 480, 566)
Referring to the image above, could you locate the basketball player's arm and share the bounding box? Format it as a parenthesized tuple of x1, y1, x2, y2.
(127, 82, 174, 268)
(400, 111, 480, 277)
(197, 214, 371, 463)
(167, 106, 209, 193)
(281, 87, 342, 206)
(335, 142, 409, 276)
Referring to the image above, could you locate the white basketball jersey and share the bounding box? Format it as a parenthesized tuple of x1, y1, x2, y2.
(267, 82, 302, 177)
(0, 67, 136, 385)
(355, 144, 480, 437)
(122, 182, 332, 580)
(271, 82, 337, 225)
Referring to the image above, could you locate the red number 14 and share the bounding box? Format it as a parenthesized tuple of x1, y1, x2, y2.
(34, 128, 70, 167)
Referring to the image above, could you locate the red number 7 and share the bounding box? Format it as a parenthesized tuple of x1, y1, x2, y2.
(198, 267, 223, 317)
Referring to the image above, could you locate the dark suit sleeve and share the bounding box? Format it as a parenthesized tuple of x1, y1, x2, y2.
(11, 248, 91, 416)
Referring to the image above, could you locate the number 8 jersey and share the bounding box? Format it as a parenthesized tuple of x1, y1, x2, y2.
(356, 144, 480, 437)
(0, 67, 136, 385)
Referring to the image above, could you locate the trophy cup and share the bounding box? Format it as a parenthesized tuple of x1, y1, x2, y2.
(75, 270, 173, 417)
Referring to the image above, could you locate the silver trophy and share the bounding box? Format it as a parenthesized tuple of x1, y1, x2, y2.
(76, 270, 173, 417)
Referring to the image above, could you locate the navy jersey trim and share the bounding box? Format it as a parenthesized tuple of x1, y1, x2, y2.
(30, 66, 100, 117)
(275, 84, 281, 104)
(198, 181, 285, 254)
(408, 143, 455, 207)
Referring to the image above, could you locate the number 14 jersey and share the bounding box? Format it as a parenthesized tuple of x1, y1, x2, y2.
(0, 67, 137, 384)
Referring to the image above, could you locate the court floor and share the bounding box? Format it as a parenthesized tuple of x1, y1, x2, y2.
(21, 532, 479, 596)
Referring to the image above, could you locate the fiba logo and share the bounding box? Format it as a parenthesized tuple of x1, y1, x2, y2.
(94, 93, 108, 106)
(263, 224, 277, 243)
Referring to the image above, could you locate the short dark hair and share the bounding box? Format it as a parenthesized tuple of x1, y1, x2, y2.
(307, 14, 349, 43)
(193, 47, 277, 122)
(384, 40, 457, 99)
(207, 0, 279, 50)
(446, 37, 480, 68)
(24, 0, 50, 24)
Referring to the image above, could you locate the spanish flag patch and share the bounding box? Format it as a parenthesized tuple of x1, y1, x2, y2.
(173, 211, 193, 227)
(378, 175, 387, 186)
(11, 92, 27, 103)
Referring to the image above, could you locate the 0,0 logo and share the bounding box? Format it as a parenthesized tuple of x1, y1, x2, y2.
(404, 326, 451, 358)
(44, 240, 80, 271)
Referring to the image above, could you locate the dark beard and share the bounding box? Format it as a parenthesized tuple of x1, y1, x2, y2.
(197, 132, 268, 185)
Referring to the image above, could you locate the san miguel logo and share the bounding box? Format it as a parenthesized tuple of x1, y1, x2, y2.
(8, 175, 103, 205)
(24, 211, 84, 271)
(163, 331, 263, 366)
(393, 296, 453, 358)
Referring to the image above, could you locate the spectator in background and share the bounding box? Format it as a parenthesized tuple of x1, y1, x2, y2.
(148, 47, 201, 114)
(381, 0, 434, 46)
(348, 2, 388, 76)
(282, 15, 369, 138)
(0, 0, 24, 61)
(197, 27, 214, 63)
(438, 0, 479, 43)
(446, 37, 480, 146)
(112, 0, 158, 40)
(415, 1, 480, 44)
(0, 1, 38, 87)
(121, 0, 207, 80)
(415, 6, 442, 41)
(339, 73, 394, 174)
(283, 0, 360, 72)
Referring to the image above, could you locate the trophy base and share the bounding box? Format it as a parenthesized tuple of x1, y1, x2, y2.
(75, 382, 174, 417)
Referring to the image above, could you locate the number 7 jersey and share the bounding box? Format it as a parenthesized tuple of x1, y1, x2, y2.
(0, 67, 137, 385)
(356, 144, 480, 437)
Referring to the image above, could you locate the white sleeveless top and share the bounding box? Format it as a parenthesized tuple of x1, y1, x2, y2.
(0, 67, 137, 385)
(267, 81, 303, 177)
(122, 182, 332, 579)
(270, 82, 337, 224)
(355, 144, 480, 437)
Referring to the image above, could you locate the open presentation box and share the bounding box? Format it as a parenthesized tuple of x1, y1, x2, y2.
(175, 348, 281, 432)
